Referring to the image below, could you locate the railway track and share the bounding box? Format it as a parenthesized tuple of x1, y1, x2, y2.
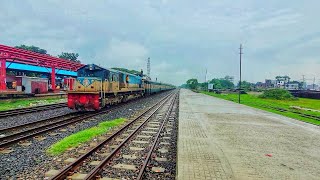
(0, 111, 89, 148)
(49, 90, 178, 180)
(0, 103, 127, 148)
(0, 102, 67, 118)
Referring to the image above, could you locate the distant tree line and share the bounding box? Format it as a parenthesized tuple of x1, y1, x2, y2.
(15, 44, 81, 63)
(15, 45, 47, 54)
(183, 76, 252, 91)
(58, 52, 80, 63)
(111, 67, 141, 75)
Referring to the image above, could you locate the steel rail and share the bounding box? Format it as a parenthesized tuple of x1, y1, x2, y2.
(84, 92, 177, 180)
(0, 111, 81, 133)
(0, 91, 174, 148)
(137, 94, 177, 179)
(0, 112, 97, 148)
(50, 91, 175, 180)
(0, 102, 66, 118)
(0, 102, 130, 148)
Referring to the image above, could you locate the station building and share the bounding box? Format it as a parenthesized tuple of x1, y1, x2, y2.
(0, 44, 83, 96)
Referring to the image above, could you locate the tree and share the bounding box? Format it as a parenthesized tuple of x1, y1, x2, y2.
(198, 82, 208, 90)
(223, 75, 234, 82)
(238, 81, 252, 91)
(112, 67, 141, 75)
(15, 45, 47, 54)
(58, 52, 80, 63)
(186, 79, 198, 89)
(208, 76, 234, 90)
(209, 79, 222, 89)
(220, 79, 234, 89)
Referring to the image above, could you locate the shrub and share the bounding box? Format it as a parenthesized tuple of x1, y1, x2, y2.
(259, 89, 295, 100)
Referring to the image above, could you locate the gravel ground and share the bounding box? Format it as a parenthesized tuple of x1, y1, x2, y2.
(0, 107, 74, 129)
(0, 92, 171, 179)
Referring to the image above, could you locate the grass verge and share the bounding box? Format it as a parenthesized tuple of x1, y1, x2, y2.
(47, 118, 126, 156)
(202, 91, 320, 126)
(0, 97, 65, 111)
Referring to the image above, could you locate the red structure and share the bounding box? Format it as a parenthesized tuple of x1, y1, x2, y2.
(0, 44, 83, 91)
(0, 59, 6, 90)
(64, 77, 75, 90)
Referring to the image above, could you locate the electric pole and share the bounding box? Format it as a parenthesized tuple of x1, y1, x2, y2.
(147, 57, 150, 78)
(302, 75, 305, 89)
(239, 44, 243, 104)
(313, 77, 315, 90)
(205, 68, 207, 91)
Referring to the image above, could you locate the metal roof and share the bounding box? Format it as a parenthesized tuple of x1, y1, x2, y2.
(7, 62, 77, 76)
(0, 44, 84, 71)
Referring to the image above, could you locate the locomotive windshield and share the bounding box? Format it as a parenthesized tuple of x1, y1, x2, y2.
(77, 64, 108, 79)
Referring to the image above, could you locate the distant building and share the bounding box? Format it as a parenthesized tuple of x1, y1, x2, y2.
(265, 79, 276, 88)
(286, 82, 300, 90)
(255, 82, 265, 89)
(275, 76, 290, 88)
(306, 84, 319, 90)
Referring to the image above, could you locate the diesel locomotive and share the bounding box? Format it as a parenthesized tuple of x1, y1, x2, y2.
(67, 64, 174, 110)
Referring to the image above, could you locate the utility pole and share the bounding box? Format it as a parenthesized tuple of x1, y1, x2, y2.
(239, 44, 243, 104)
(313, 76, 315, 90)
(302, 75, 305, 89)
(147, 57, 150, 77)
(205, 68, 207, 91)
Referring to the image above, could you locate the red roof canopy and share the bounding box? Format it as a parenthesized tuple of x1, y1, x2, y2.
(0, 44, 84, 71)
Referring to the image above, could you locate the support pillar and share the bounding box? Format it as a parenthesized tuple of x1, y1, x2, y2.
(51, 66, 56, 91)
(0, 59, 6, 91)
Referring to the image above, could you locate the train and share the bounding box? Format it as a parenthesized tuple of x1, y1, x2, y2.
(67, 64, 175, 110)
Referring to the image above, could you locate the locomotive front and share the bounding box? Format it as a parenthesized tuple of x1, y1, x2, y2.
(67, 65, 103, 111)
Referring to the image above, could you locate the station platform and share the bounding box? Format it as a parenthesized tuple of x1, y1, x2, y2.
(34, 91, 66, 97)
(177, 89, 320, 180)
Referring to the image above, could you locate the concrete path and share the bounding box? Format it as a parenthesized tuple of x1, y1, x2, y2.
(177, 89, 320, 180)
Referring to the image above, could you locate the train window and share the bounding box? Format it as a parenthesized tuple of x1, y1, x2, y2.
(104, 71, 109, 79)
(111, 74, 118, 81)
(109, 73, 113, 81)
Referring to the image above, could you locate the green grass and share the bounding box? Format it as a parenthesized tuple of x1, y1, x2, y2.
(0, 97, 65, 111)
(202, 91, 320, 125)
(47, 118, 127, 156)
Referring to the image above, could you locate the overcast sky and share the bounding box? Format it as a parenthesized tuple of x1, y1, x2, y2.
(1, 0, 320, 85)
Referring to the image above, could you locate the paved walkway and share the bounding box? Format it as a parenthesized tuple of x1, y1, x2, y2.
(177, 89, 320, 180)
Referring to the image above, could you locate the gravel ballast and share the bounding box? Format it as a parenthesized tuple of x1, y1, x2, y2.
(0, 107, 74, 129)
(0, 92, 171, 179)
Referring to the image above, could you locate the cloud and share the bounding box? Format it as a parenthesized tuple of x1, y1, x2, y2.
(245, 10, 301, 30)
(0, 0, 319, 86)
(92, 39, 148, 70)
